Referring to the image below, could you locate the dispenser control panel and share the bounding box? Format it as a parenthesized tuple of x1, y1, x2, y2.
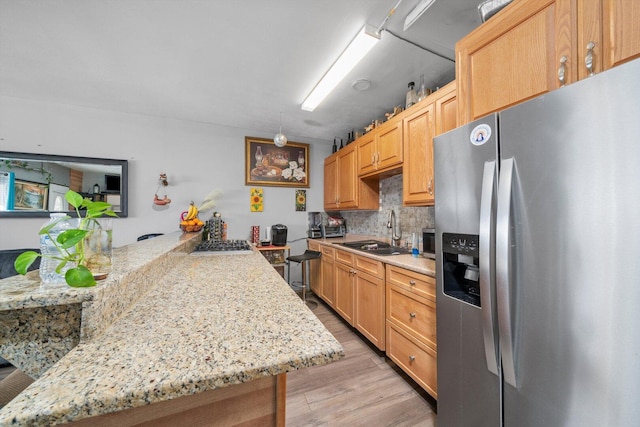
(442, 233, 479, 257)
(442, 233, 481, 307)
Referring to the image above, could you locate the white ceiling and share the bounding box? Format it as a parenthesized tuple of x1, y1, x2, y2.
(0, 0, 483, 145)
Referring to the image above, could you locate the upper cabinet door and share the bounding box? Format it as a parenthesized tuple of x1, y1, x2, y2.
(357, 132, 377, 176)
(375, 119, 403, 171)
(434, 81, 457, 136)
(323, 154, 338, 210)
(456, 0, 573, 125)
(602, 0, 640, 71)
(403, 102, 435, 206)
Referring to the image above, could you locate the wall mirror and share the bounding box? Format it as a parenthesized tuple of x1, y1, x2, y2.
(0, 151, 128, 218)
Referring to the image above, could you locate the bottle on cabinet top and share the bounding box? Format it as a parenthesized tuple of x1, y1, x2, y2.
(406, 82, 417, 109)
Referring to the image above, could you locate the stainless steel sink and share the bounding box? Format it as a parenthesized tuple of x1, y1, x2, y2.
(337, 240, 412, 256)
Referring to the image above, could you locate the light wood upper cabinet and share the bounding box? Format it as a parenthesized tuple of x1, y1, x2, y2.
(457, 0, 640, 125)
(323, 154, 338, 210)
(357, 118, 403, 178)
(403, 81, 456, 206)
(456, 0, 573, 125)
(434, 81, 458, 136)
(356, 132, 377, 176)
(403, 101, 435, 206)
(323, 144, 379, 211)
(601, 0, 640, 71)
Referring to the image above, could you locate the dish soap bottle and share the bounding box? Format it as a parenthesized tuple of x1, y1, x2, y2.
(405, 82, 417, 109)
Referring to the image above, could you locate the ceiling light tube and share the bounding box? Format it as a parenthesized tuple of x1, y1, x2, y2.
(301, 25, 380, 112)
(403, 0, 436, 31)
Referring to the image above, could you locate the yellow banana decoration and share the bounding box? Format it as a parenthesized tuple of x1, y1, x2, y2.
(186, 202, 198, 220)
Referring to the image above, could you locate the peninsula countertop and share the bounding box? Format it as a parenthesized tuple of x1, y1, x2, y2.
(0, 236, 344, 426)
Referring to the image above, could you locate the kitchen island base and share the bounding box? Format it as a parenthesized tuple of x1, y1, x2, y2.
(67, 374, 286, 427)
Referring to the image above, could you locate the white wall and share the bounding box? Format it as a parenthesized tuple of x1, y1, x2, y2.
(0, 96, 332, 263)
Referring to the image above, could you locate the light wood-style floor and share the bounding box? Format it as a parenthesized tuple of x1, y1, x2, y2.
(286, 296, 437, 426)
(0, 296, 437, 425)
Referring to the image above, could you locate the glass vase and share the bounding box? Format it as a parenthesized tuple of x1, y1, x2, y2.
(82, 218, 113, 280)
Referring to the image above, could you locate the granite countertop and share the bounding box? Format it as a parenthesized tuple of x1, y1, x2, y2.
(310, 234, 436, 277)
(0, 232, 198, 312)
(0, 232, 202, 378)
(0, 239, 344, 425)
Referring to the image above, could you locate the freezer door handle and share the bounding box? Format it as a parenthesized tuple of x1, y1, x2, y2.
(497, 157, 518, 387)
(479, 160, 499, 376)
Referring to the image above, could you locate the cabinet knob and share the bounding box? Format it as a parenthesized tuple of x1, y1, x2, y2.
(409, 312, 417, 318)
(409, 280, 416, 286)
(409, 355, 416, 362)
(427, 178, 433, 195)
(371, 154, 376, 165)
(558, 55, 568, 86)
(585, 41, 596, 77)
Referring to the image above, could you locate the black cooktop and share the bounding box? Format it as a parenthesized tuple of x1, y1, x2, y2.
(193, 239, 253, 253)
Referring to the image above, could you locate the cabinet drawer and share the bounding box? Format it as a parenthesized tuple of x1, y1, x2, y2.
(387, 284, 436, 350)
(386, 322, 437, 399)
(320, 245, 335, 259)
(308, 241, 320, 251)
(335, 249, 354, 265)
(354, 254, 384, 277)
(386, 265, 435, 301)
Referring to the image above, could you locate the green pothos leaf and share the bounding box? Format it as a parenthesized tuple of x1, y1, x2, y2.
(14, 251, 41, 275)
(65, 266, 97, 287)
(65, 191, 84, 209)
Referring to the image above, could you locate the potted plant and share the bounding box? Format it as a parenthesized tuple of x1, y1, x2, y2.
(14, 190, 117, 287)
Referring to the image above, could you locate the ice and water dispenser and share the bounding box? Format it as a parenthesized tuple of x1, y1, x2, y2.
(442, 233, 481, 307)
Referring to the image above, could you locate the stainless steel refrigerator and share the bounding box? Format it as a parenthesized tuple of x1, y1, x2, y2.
(434, 58, 640, 426)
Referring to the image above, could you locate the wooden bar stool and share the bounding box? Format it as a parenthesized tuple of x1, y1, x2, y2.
(287, 250, 321, 309)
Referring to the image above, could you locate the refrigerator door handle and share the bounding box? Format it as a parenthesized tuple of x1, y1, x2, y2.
(497, 157, 518, 387)
(479, 160, 499, 376)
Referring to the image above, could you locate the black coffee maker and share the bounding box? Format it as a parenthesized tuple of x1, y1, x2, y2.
(271, 224, 288, 246)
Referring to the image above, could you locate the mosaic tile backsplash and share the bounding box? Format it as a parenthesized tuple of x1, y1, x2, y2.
(337, 175, 434, 245)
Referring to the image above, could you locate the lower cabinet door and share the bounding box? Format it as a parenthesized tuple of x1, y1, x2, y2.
(386, 322, 437, 399)
(354, 271, 385, 350)
(334, 262, 354, 325)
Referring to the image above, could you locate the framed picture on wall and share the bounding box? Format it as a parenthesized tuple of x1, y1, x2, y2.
(14, 180, 48, 210)
(245, 136, 310, 188)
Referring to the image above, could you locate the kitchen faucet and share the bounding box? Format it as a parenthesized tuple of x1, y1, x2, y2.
(387, 209, 402, 247)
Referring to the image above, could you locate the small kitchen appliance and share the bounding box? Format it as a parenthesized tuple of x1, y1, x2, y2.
(307, 212, 323, 239)
(422, 228, 435, 259)
(271, 224, 287, 246)
(321, 224, 346, 238)
(321, 214, 346, 238)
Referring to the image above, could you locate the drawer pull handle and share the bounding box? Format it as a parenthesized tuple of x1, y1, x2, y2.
(409, 280, 416, 286)
(409, 355, 416, 362)
(409, 312, 417, 318)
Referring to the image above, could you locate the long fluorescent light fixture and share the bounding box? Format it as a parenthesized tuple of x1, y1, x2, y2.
(403, 0, 436, 31)
(301, 25, 380, 112)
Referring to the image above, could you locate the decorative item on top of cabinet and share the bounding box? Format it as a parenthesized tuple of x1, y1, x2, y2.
(385, 264, 437, 398)
(456, 0, 640, 126)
